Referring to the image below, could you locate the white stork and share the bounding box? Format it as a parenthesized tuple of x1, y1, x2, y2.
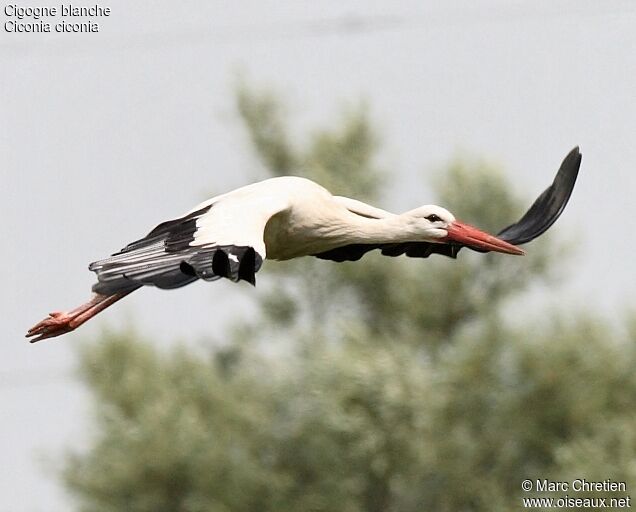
(26, 148, 581, 342)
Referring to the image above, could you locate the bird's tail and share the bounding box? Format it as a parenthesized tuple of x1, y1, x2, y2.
(26, 287, 139, 343)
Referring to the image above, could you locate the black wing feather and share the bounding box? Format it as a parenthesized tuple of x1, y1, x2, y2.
(495, 146, 581, 244)
(89, 204, 263, 294)
(315, 241, 460, 262)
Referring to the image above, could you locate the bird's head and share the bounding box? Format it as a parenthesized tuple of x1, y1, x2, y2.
(404, 205, 524, 255)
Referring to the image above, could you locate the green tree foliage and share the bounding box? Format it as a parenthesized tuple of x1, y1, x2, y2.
(64, 84, 636, 512)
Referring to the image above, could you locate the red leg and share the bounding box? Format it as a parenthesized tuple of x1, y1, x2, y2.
(26, 290, 136, 343)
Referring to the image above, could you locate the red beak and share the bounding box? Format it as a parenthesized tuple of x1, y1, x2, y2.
(444, 221, 525, 255)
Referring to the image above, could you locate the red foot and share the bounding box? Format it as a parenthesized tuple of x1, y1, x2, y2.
(26, 311, 79, 342)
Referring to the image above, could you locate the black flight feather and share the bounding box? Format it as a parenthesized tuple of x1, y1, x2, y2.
(89, 203, 263, 293)
(495, 146, 581, 245)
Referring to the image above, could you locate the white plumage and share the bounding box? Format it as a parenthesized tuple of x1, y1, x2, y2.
(26, 147, 581, 342)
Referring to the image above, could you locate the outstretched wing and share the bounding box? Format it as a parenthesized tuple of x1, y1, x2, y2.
(313, 240, 459, 262)
(495, 146, 581, 244)
(89, 194, 286, 294)
(315, 147, 581, 262)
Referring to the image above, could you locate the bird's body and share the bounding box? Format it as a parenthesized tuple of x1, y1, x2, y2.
(181, 176, 405, 260)
(261, 177, 399, 260)
(26, 148, 582, 342)
(202, 175, 357, 261)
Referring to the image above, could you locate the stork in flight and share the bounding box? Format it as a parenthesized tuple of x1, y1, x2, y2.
(26, 147, 581, 342)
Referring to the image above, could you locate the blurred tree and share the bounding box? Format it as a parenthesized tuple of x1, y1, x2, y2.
(64, 84, 636, 512)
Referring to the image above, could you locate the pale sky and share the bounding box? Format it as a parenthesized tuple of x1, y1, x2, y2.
(2, 1, 636, 510)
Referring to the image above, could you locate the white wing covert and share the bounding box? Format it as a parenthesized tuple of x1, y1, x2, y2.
(89, 194, 286, 294)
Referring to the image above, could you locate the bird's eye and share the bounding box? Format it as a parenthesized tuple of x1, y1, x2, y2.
(425, 214, 442, 222)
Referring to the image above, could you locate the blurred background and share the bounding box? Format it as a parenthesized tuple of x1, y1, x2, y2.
(2, 1, 636, 510)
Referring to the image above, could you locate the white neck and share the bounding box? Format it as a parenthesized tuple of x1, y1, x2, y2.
(338, 212, 424, 245)
(265, 203, 431, 260)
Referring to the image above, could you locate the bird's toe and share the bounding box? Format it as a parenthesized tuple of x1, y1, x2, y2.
(26, 312, 74, 342)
